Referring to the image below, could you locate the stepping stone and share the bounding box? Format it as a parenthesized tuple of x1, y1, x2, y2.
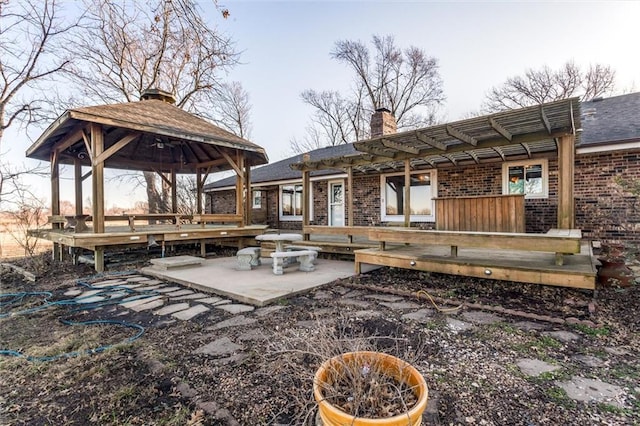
(354, 310, 382, 319)
(136, 285, 164, 291)
(173, 293, 210, 301)
(331, 286, 350, 295)
(545, 330, 580, 343)
(91, 279, 127, 287)
(253, 305, 286, 317)
(150, 255, 203, 270)
(215, 304, 255, 314)
(364, 294, 405, 302)
(379, 301, 421, 310)
(120, 295, 163, 309)
(572, 354, 605, 367)
(402, 308, 434, 323)
(126, 276, 149, 282)
(154, 303, 191, 316)
(64, 289, 83, 296)
(76, 289, 104, 298)
(512, 321, 547, 331)
(141, 279, 163, 285)
(155, 286, 182, 293)
(337, 299, 372, 308)
(172, 304, 209, 320)
(604, 347, 629, 356)
(121, 284, 143, 290)
(130, 299, 165, 312)
(75, 295, 106, 304)
(342, 290, 367, 298)
(557, 376, 625, 407)
(237, 329, 268, 341)
(210, 316, 257, 330)
(196, 297, 226, 305)
(517, 358, 561, 376)
(193, 337, 243, 356)
(313, 290, 334, 300)
(462, 311, 503, 325)
(446, 318, 473, 332)
(165, 289, 194, 297)
(108, 291, 128, 299)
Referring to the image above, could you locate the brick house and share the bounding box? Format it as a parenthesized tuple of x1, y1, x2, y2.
(204, 92, 640, 243)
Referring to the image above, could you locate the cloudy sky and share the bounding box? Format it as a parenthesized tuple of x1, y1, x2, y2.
(6, 0, 640, 208)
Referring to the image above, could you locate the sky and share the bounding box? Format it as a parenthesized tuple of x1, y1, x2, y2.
(4, 0, 640, 210)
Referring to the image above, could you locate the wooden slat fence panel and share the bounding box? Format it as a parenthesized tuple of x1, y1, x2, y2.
(435, 194, 525, 233)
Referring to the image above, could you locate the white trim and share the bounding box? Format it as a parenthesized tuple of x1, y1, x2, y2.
(251, 190, 262, 209)
(501, 158, 548, 199)
(328, 180, 345, 226)
(577, 140, 640, 155)
(380, 170, 437, 222)
(207, 173, 347, 192)
(278, 181, 313, 222)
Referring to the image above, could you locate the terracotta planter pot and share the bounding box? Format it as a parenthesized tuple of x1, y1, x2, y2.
(313, 351, 428, 426)
(597, 257, 635, 288)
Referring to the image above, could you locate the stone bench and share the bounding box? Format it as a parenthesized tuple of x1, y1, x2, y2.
(237, 247, 261, 271)
(284, 245, 322, 262)
(270, 250, 316, 275)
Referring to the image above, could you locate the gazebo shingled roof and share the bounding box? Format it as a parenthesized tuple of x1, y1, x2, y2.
(26, 98, 268, 173)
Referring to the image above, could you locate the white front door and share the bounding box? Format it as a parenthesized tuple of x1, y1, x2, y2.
(329, 181, 345, 226)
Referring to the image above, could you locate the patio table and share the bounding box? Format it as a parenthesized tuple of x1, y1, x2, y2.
(255, 233, 302, 253)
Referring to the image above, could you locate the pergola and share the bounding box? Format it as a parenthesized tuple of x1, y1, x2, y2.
(292, 98, 580, 230)
(26, 90, 268, 269)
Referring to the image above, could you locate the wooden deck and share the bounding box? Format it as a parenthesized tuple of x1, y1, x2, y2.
(30, 224, 268, 271)
(354, 243, 596, 290)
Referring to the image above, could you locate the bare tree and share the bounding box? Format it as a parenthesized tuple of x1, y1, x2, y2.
(65, 0, 245, 214)
(0, 0, 77, 149)
(294, 35, 444, 151)
(483, 61, 616, 112)
(208, 81, 252, 139)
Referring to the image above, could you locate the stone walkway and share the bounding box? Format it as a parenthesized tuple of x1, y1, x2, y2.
(66, 272, 631, 422)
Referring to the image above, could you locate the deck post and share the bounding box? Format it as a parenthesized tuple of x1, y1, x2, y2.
(90, 123, 105, 271)
(302, 169, 310, 232)
(558, 134, 575, 229)
(74, 158, 83, 216)
(244, 159, 251, 226)
(94, 247, 104, 272)
(170, 168, 177, 214)
(347, 166, 354, 227)
(50, 150, 62, 260)
(404, 159, 411, 227)
(196, 168, 203, 214)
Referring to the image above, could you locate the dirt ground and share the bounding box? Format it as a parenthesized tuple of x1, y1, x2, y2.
(0, 249, 639, 425)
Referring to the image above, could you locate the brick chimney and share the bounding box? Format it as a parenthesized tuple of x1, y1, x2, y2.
(370, 108, 397, 138)
(140, 88, 176, 104)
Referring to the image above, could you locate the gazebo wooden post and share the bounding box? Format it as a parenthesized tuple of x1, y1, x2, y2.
(196, 168, 203, 214)
(347, 166, 354, 227)
(244, 162, 251, 226)
(557, 134, 575, 229)
(170, 169, 177, 214)
(90, 123, 105, 271)
(235, 151, 245, 227)
(302, 170, 310, 239)
(74, 158, 83, 216)
(50, 151, 61, 260)
(404, 159, 411, 227)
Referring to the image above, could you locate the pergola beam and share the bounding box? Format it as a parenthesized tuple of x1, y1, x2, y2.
(415, 130, 447, 151)
(489, 117, 512, 141)
(446, 125, 477, 146)
(382, 138, 420, 155)
(540, 106, 552, 134)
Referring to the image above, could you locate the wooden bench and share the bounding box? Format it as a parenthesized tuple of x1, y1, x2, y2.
(367, 227, 582, 266)
(303, 225, 372, 243)
(192, 214, 244, 228)
(237, 246, 261, 270)
(299, 226, 377, 254)
(270, 250, 316, 275)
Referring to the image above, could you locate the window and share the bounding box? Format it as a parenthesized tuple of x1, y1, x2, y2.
(502, 159, 548, 198)
(252, 190, 262, 209)
(279, 183, 312, 220)
(380, 171, 436, 222)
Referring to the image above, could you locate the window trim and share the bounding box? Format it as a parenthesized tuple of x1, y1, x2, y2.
(327, 179, 345, 226)
(501, 159, 549, 199)
(380, 170, 437, 222)
(252, 190, 262, 209)
(278, 182, 313, 221)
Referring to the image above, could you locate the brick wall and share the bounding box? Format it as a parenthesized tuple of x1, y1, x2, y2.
(575, 149, 640, 243)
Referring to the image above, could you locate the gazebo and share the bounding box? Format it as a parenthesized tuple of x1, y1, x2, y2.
(26, 89, 268, 271)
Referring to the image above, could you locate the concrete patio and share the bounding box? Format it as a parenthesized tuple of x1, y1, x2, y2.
(140, 255, 379, 306)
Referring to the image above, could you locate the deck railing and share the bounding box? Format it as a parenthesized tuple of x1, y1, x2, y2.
(435, 194, 525, 233)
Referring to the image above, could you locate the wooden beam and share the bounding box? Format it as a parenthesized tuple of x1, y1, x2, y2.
(244, 161, 251, 226)
(196, 168, 203, 214)
(347, 166, 354, 227)
(381, 138, 420, 155)
(74, 159, 83, 216)
(81, 170, 92, 181)
(521, 142, 532, 158)
(356, 145, 397, 159)
(81, 129, 92, 158)
(404, 159, 411, 228)
(446, 125, 477, 146)
(302, 170, 310, 227)
(488, 117, 512, 141)
(218, 148, 243, 176)
(235, 152, 245, 224)
(557, 134, 575, 229)
(492, 146, 506, 161)
(93, 133, 139, 165)
(540, 106, 551, 134)
(54, 127, 86, 155)
(170, 169, 177, 214)
(90, 123, 105, 234)
(415, 131, 447, 151)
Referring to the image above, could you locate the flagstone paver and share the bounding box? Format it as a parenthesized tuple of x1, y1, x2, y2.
(155, 286, 182, 293)
(91, 279, 128, 287)
(517, 358, 561, 376)
(154, 303, 191, 316)
(120, 295, 163, 309)
(172, 293, 210, 301)
(545, 330, 580, 343)
(172, 304, 210, 320)
(446, 317, 473, 332)
(337, 298, 372, 308)
(196, 297, 228, 305)
(572, 354, 606, 367)
(136, 285, 164, 291)
(462, 311, 503, 325)
(253, 305, 287, 317)
(557, 376, 625, 407)
(76, 289, 104, 298)
(402, 308, 434, 323)
(354, 310, 383, 319)
(379, 301, 421, 310)
(194, 337, 244, 356)
(75, 295, 107, 304)
(210, 315, 257, 330)
(131, 299, 165, 312)
(126, 277, 150, 282)
(165, 289, 194, 297)
(215, 304, 255, 314)
(64, 289, 84, 296)
(364, 294, 405, 302)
